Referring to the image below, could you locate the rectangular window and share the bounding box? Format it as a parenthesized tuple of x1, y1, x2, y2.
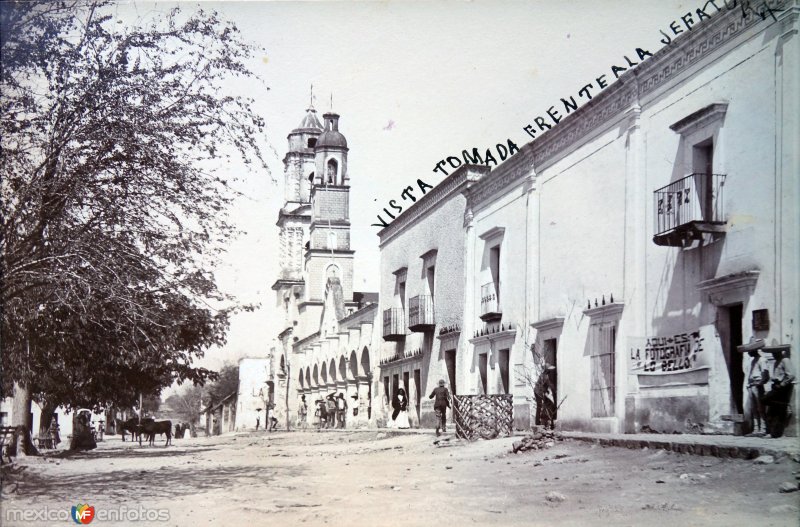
(426, 265, 435, 301)
(490, 246, 500, 305)
(590, 322, 616, 418)
(692, 138, 714, 221)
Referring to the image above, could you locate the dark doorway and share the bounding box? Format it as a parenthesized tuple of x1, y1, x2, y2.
(478, 354, 488, 394)
(392, 374, 399, 401)
(383, 376, 390, 405)
(717, 304, 744, 414)
(498, 349, 510, 394)
(403, 371, 410, 401)
(544, 338, 558, 417)
(444, 349, 457, 395)
(413, 369, 421, 422)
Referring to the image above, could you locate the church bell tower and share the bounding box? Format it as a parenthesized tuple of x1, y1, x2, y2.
(304, 111, 355, 309)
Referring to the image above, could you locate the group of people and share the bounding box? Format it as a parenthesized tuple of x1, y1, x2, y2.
(388, 379, 452, 436)
(312, 393, 349, 429)
(744, 343, 795, 438)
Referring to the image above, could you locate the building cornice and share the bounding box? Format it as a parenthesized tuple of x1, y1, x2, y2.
(583, 303, 625, 320)
(271, 279, 304, 291)
(378, 165, 489, 246)
(293, 331, 321, 351)
(337, 303, 378, 328)
(467, 0, 788, 208)
(469, 328, 517, 345)
(531, 317, 565, 332)
(669, 102, 729, 134)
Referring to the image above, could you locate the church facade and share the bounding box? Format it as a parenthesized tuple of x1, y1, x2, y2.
(237, 103, 384, 431)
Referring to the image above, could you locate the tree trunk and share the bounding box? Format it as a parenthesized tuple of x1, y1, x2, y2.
(11, 382, 38, 456)
(38, 401, 57, 438)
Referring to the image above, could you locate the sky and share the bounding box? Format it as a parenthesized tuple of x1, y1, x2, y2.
(115, 0, 688, 372)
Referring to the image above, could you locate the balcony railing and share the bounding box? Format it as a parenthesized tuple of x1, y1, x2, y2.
(408, 295, 435, 332)
(653, 173, 726, 246)
(383, 308, 407, 341)
(480, 282, 502, 322)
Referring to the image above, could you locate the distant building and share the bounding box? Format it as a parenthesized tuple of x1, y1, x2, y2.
(204, 392, 237, 436)
(234, 357, 273, 431)
(244, 100, 381, 430)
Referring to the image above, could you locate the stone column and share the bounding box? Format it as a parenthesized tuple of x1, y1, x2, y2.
(776, 1, 800, 438)
(461, 204, 475, 396)
(357, 378, 371, 426)
(622, 102, 643, 434)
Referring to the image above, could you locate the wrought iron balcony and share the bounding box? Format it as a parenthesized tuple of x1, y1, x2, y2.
(383, 308, 407, 341)
(408, 295, 435, 332)
(480, 282, 502, 322)
(653, 173, 726, 246)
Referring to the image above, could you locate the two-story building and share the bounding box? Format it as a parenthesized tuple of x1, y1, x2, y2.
(377, 166, 489, 427)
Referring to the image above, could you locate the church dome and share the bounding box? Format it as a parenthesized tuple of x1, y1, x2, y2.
(317, 112, 348, 149)
(292, 107, 322, 133)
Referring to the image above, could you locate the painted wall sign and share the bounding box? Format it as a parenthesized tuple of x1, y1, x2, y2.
(628, 327, 713, 375)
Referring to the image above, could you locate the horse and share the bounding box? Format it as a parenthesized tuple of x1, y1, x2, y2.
(141, 420, 172, 447)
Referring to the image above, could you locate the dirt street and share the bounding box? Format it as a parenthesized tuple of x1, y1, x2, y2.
(2, 430, 799, 526)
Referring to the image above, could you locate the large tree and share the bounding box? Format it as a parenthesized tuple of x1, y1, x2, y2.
(0, 0, 268, 447)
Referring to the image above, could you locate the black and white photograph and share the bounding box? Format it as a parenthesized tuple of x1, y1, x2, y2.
(1, 0, 798, 525)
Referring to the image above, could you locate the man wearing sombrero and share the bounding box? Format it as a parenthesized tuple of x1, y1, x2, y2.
(760, 344, 795, 438)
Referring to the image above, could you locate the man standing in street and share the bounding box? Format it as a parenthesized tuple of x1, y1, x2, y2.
(429, 379, 451, 436)
(336, 393, 348, 429)
(761, 346, 796, 438)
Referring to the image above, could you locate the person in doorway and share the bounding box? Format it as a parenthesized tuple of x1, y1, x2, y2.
(255, 416, 260, 430)
(392, 388, 410, 429)
(429, 379, 451, 436)
(325, 395, 337, 429)
(336, 393, 348, 429)
(761, 347, 796, 438)
(745, 348, 769, 435)
(534, 365, 557, 429)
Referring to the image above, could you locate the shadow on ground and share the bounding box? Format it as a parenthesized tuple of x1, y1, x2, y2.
(18, 462, 303, 501)
(53, 446, 219, 461)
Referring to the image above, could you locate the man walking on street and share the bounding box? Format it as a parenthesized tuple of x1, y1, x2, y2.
(429, 379, 451, 436)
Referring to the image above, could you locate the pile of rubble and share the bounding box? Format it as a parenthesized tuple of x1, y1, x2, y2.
(512, 427, 562, 453)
